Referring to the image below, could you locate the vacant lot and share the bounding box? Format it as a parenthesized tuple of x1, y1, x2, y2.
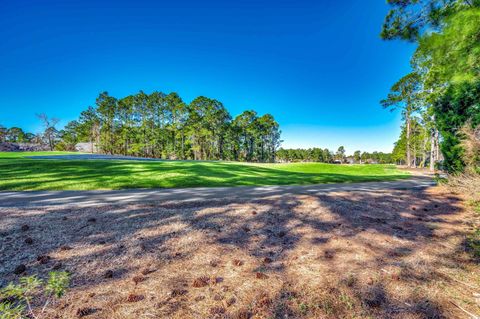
(1, 186, 478, 318)
(0, 152, 408, 190)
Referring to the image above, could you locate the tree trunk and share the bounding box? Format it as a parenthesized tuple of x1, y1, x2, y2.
(412, 143, 417, 168)
(430, 121, 438, 172)
(421, 135, 428, 167)
(430, 128, 435, 171)
(406, 114, 411, 167)
(172, 130, 176, 158)
(181, 132, 185, 160)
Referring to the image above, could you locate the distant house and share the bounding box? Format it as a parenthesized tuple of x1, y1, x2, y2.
(75, 142, 98, 153)
(0, 142, 49, 152)
(345, 156, 355, 164)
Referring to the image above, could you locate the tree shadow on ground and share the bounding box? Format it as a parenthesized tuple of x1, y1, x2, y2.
(0, 186, 475, 318)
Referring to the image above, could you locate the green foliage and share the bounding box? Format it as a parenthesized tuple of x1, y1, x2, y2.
(2, 117, 62, 148)
(276, 148, 393, 164)
(335, 146, 346, 161)
(381, 0, 478, 41)
(62, 91, 281, 162)
(0, 302, 25, 319)
(0, 272, 70, 319)
(415, 8, 480, 88)
(35, 114, 60, 151)
(381, 72, 422, 115)
(4, 127, 29, 143)
(392, 127, 407, 164)
(434, 81, 480, 172)
(45, 271, 70, 298)
(382, 1, 480, 173)
(57, 120, 80, 151)
(0, 125, 6, 143)
(353, 150, 361, 162)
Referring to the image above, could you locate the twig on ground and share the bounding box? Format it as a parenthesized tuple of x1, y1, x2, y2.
(450, 300, 479, 319)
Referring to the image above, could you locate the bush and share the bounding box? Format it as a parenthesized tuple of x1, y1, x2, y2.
(54, 141, 76, 152)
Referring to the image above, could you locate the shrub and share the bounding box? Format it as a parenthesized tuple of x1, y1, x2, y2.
(0, 271, 70, 319)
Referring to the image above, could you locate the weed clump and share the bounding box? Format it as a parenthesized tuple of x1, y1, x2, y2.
(1, 271, 70, 319)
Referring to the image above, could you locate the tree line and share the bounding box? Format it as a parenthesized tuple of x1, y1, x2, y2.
(276, 146, 393, 164)
(10, 91, 282, 162)
(0, 126, 38, 143)
(0, 114, 60, 151)
(381, 0, 480, 173)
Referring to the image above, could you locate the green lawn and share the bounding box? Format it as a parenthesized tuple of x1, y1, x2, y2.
(0, 152, 410, 190)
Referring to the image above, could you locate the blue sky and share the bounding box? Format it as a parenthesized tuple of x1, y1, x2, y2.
(0, 0, 414, 153)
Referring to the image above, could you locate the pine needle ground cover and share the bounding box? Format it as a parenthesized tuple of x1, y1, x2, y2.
(1, 186, 476, 318)
(0, 152, 409, 191)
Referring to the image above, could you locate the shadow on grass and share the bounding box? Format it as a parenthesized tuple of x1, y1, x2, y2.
(0, 158, 409, 190)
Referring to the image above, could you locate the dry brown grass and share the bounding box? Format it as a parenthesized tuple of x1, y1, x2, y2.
(1, 186, 479, 318)
(447, 172, 480, 203)
(447, 123, 480, 203)
(460, 123, 480, 171)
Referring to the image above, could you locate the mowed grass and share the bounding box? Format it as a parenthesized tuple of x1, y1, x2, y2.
(0, 152, 410, 190)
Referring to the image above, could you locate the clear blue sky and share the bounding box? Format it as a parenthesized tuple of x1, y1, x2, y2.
(0, 0, 414, 153)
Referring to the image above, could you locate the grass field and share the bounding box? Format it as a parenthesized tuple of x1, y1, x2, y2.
(0, 152, 409, 190)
